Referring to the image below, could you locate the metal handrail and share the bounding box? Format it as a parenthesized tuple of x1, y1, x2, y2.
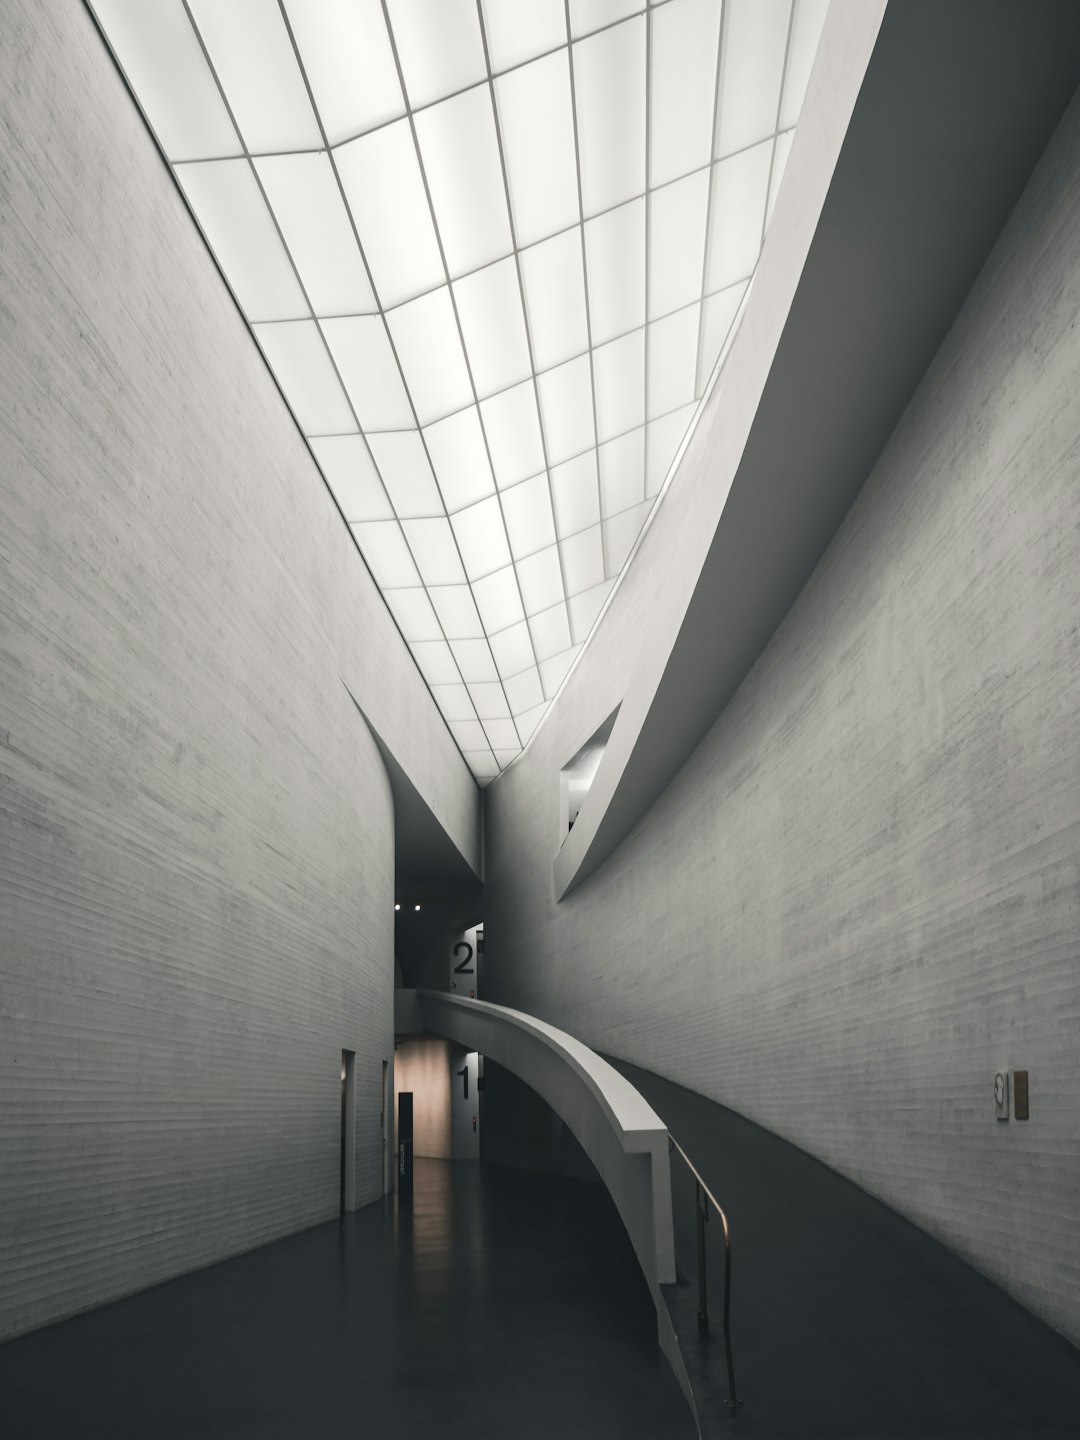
(668, 1133, 742, 1411)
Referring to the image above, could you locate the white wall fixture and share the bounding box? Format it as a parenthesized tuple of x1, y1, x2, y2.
(90, 0, 829, 784)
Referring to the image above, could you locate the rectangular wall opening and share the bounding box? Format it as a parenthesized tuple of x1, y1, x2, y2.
(341, 1049, 356, 1217)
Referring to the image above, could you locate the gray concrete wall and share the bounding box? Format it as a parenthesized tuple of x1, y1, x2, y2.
(0, 0, 468, 1340)
(483, 88, 1080, 1344)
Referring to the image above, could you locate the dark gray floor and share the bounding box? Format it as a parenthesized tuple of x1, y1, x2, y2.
(0, 1157, 692, 1439)
(609, 1057, 1080, 1440)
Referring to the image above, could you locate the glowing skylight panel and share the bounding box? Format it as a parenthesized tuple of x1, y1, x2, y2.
(481, 0, 566, 75)
(453, 260, 532, 400)
(387, 0, 487, 109)
(715, 0, 792, 157)
(253, 152, 376, 316)
(253, 321, 355, 434)
(321, 316, 415, 431)
(415, 86, 513, 278)
(495, 51, 580, 249)
(92, 0, 831, 783)
(386, 288, 473, 425)
(571, 17, 646, 217)
(92, 0, 241, 161)
(336, 121, 444, 307)
(650, 0, 723, 188)
(284, 0, 404, 145)
(177, 161, 307, 322)
(187, 0, 321, 155)
(520, 229, 590, 372)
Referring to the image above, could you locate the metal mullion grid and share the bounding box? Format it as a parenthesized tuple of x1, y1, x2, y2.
(759, 4, 799, 252)
(308, 390, 703, 516)
(379, 0, 545, 758)
(692, 0, 730, 400)
(182, 0, 495, 778)
(562, 0, 616, 586)
(271, 0, 507, 775)
(474, 2, 576, 673)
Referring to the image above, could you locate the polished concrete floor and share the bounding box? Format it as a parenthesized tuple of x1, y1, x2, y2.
(0, 1158, 692, 1439)
(611, 1057, 1080, 1440)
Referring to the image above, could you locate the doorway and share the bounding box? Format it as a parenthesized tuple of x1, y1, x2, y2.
(341, 1049, 356, 1217)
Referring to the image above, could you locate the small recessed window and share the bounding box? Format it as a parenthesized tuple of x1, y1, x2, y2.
(559, 706, 619, 845)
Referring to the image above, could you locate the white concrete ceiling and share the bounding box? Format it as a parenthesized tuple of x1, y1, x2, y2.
(90, 0, 828, 784)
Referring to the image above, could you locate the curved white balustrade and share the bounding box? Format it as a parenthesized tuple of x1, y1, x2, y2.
(394, 988, 694, 1427)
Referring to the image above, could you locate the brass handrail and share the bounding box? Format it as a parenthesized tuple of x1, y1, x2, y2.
(667, 1133, 742, 1411)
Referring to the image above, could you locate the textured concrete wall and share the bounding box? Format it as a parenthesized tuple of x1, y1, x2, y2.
(484, 90, 1080, 1343)
(393, 1039, 451, 1160)
(0, 1, 468, 1339)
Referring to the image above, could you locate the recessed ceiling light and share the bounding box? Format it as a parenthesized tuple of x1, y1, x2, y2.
(394, 902, 401, 911)
(414, 904, 421, 912)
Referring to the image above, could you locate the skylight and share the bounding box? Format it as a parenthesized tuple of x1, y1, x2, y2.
(90, 0, 828, 785)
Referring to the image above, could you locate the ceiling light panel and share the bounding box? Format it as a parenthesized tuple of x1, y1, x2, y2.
(92, 0, 241, 161)
(321, 316, 415, 430)
(414, 86, 513, 277)
(284, 0, 404, 145)
(705, 140, 773, 294)
(598, 429, 645, 517)
(520, 228, 589, 372)
(490, 623, 535, 681)
(568, 0, 641, 43)
(365, 431, 443, 518)
(177, 161, 307, 322)
(352, 520, 421, 588)
(386, 0, 487, 109)
(386, 288, 473, 424)
(495, 50, 580, 249)
(516, 545, 564, 616)
(401, 517, 467, 586)
(468, 682, 512, 721)
(429, 585, 485, 639)
(480, 382, 547, 490)
(504, 666, 544, 714)
(481, 0, 566, 72)
(453, 259, 532, 399)
(450, 639, 500, 684)
(649, 169, 710, 321)
(593, 330, 645, 444)
(550, 452, 601, 539)
(561, 525, 605, 598)
(584, 199, 645, 346)
(424, 407, 496, 513)
(187, 0, 321, 155)
(538, 355, 595, 466)
(335, 121, 443, 307)
(310, 435, 393, 520)
(451, 495, 512, 581)
(95, 0, 826, 781)
(253, 321, 355, 434)
(384, 587, 442, 641)
(715, 0, 792, 158)
(254, 152, 376, 316)
(571, 17, 646, 217)
(529, 602, 572, 663)
(501, 475, 557, 560)
(650, 0, 723, 188)
(648, 304, 700, 419)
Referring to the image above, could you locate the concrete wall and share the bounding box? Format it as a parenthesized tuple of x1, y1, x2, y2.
(0, 0, 470, 1340)
(483, 89, 1080, 1344)
(393, 1039, 451, 1160)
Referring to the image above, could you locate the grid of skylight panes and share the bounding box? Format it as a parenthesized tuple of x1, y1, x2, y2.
(91, 0, 829, 785)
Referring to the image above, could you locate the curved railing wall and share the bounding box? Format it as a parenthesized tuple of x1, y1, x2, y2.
(394, 989, 693, 1425)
